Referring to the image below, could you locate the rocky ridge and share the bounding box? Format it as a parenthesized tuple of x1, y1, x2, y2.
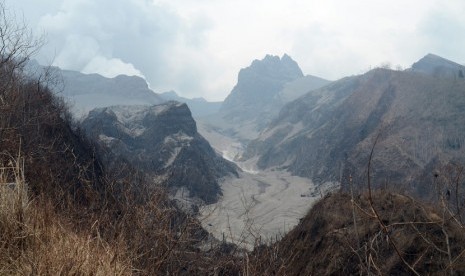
(82, 101, 238, 204)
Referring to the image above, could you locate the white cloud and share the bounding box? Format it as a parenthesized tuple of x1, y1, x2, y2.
(54, 35, 100, 70)
(82, 56, 143, 78)
(28, 0, 219, 98)
(7, 0, 465, 101)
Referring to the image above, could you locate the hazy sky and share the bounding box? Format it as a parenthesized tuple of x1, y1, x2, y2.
(8, 0, 465, 101)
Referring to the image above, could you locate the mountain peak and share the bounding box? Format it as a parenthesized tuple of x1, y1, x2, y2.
(242, 54, 303, 83)
(255, 54, 301, 71)
(415, 53, 460, 66)
(262, 54, 280, 62)
(220, 54, 308, 127)
(411, 53, 464, 78)
(281, 53, 293, 62)
(225, 54, 304, 107)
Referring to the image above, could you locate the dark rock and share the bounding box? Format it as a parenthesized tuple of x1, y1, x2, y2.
(82, 102, 238, 203)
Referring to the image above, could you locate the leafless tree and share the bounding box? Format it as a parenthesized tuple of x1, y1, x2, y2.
(0, 0, 44, 102)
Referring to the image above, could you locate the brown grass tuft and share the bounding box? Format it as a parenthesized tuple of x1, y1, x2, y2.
(0, 156, 130, 275)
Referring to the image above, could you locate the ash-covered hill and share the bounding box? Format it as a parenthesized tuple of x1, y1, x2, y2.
(82, 101, 238, 203)
(246, 54, 465, 199)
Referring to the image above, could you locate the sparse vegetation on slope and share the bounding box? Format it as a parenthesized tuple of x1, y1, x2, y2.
(0, 3, 242, 274)
(0, 159, 129, 275)
(0, 43, 240, 276)
(248, 190, 465, 275)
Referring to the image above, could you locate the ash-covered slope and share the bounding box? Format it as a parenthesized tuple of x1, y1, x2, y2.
(244, 74, 358, 165)
(246, 54, 465, 198)
(82, 102, 238, 203)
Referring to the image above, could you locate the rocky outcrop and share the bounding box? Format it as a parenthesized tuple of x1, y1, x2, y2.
(82, 102, 238, 203)
(200, 54, 329, 146)
(218, 54, 318, 130)
(221, 54, 304, 120)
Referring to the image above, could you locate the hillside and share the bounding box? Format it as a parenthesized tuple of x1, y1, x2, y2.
(249, 191, 465, 275)
(0, 14, 243, 272)
(81, 102, 238, 204)
(1, 55, 244, 276)
(246, 55, 465, 199)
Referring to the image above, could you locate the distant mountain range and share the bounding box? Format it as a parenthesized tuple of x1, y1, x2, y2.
(28, 60, 222, 120)
(159, 91, 222, 118)
(26, 52, 465, 249)
(56, 69, 164, 117)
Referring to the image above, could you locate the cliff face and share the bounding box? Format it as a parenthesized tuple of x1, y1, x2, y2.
(221, 54, 304, 119)
(82, 102, 238, 203)
(199, 54, 329, 150)
(211, 55, 326, 135)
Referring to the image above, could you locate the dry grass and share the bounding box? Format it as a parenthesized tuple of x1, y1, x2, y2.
(0, 152, 243, 275)
(0, 5, 243, 274)
(0, 155, 244, 275)
(247, 190, 465, 275)
(0, 54, 241, 275)
(0, 156, 131, 275)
